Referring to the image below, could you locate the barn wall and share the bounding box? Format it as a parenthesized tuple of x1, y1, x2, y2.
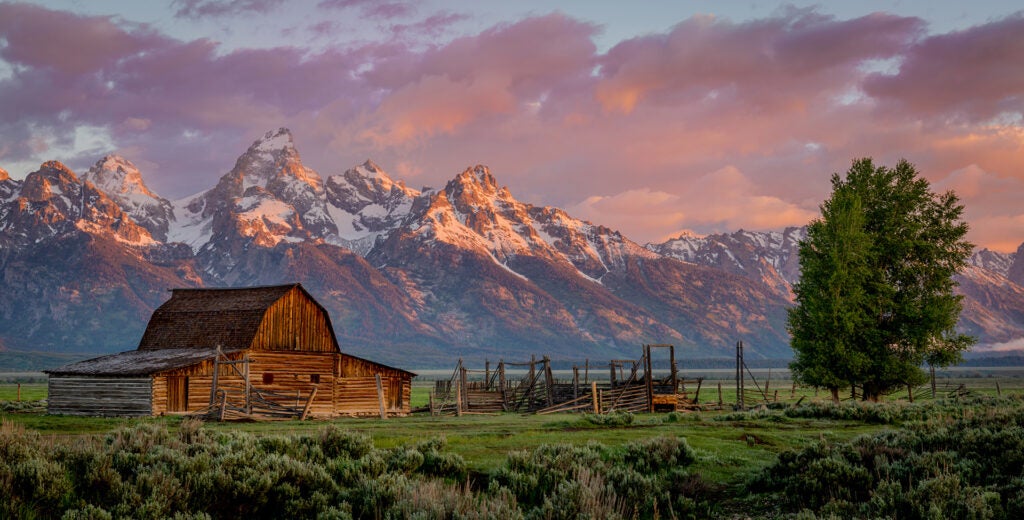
(335, 354, 412, 415)
(48, 377, 152, 416)
(249, 351, 337, 416)
(252, 287, 336, 352)
(151, 355, 245, 415)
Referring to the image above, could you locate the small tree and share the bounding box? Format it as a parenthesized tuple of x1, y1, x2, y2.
(789, 158, 975, 401)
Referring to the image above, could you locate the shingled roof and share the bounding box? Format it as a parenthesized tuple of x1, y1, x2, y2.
(136, 283, 337, 351)
(45, 347, 236, 376)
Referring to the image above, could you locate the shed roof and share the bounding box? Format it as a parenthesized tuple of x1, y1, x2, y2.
(44, 347, 235, 377)
(136, 283, 339, 352)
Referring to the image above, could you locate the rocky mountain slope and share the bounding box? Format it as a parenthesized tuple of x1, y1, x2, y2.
(650, 228, 1024, 354)
(1, 129, 1021, 366)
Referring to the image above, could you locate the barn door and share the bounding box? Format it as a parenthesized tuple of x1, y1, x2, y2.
(167, 376, 189, 412)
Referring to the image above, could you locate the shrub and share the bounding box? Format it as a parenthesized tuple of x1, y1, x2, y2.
(751, 409, 1024, 519)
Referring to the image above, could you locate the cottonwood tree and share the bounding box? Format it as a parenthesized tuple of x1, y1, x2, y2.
(789, 158, 975, 402)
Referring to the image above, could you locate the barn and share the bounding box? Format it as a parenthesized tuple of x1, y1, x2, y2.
(45, 284, 414, 418)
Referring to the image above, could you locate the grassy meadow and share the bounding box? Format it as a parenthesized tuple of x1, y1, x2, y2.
(2, 369, 1024, 518)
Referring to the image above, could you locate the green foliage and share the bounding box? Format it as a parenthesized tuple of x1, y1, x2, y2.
(751, 405, 1024, 518)
(491, 436, 706, 518)
(790, 158, 975, 401)
(0, 415, 714, 519)
(580, 411, 634, 426)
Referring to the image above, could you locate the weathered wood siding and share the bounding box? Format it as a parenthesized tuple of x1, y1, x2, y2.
(252, 287, 337, 352)
(249, 351, 336, 416)
(335, 377, 386, 415)
(337, 354, 412, 414)
(48, 377, 152, 416)
(152, 355, 240, 415)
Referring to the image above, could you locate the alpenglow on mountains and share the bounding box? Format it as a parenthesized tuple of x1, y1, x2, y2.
(1, 128, 1022, 366)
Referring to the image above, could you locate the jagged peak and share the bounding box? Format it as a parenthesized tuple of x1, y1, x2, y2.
(0, 167, 8, 181)
(39, 160, 75, 176)
(84, 155, 158, 199)
(250, 127, 294, 154)
(351, 159, 392, 183)
(225, 127, 323, 193)
(456, 165, 497, 189)
(669, 229, 706, 241)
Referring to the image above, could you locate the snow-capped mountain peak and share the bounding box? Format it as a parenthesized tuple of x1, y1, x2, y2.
(0, 167, 9, 181)
(83, 155, 158, 200)
(252, 127, 295, 155)
(83, 155, 175, 241)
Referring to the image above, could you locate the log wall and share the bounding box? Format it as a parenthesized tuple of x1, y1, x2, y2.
(335, 377, 385, 415)
(48, 377, 153, 416)
(252, 287, 337, 352)
(337, 354, 412, 414)
(249, 351, 336, 416)
(117, 349, 410, 418)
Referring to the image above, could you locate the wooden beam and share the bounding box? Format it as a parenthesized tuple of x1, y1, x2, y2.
(375, 374, 387, 420)
(301, 386, 319, 420)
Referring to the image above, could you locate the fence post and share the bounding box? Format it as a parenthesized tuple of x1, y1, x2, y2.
(17, 383, 21, 402)
(456, 380, 463, 417)
(591, 381, 599, 414)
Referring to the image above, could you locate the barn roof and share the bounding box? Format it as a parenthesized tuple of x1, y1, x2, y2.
(44, 347, 236, 377)
(136, 283, 339, 352)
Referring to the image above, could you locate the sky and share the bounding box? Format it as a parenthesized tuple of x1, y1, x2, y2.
(1, 1, 1022, 251)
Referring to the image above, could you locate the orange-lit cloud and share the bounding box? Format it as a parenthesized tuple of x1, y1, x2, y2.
(0, 4, 1022, 251)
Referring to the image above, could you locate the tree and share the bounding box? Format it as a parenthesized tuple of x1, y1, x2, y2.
(789, 158, 975, 401)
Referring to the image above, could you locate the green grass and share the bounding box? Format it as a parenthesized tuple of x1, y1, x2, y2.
(0, 382, 46, 401)
(0, 398, 891, 490)
(3, 374, 1022, 487)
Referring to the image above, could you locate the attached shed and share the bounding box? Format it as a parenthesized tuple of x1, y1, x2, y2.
(46, 284, 415, 418)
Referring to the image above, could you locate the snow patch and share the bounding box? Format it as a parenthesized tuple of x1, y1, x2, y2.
(168, 192, 213, 251)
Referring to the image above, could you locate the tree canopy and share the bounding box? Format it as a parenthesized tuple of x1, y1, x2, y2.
(789, 158, 974, 401)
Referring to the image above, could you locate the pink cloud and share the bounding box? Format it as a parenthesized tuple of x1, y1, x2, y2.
(595, 10, 922, 113)
(0, 3, 161, 75)
(0, 5, 1021, 252)
(864, 14, 1024, 123)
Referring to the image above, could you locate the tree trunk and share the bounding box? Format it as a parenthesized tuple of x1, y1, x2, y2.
(862, 383, 881, 402)
(830, 387, 840, 404)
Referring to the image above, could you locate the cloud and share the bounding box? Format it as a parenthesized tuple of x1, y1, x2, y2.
(567, 189, 688, 241)
(567, 167, 817, 243)
(318, 0, 415, 20)
(935, 164, 1024, 251)
(172, 0, 279, 19)
(595, 10, 922, 113)
(0, 3, 161, 75)
(0, 5, 1021, 251)
(864, 13, 1024, 123)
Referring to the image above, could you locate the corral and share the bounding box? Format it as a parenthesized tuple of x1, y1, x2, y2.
(45, 284, 413, 419)
(430, 344, 706, 415)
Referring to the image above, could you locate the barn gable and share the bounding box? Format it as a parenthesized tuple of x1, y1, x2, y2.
(137, 284, 340, 353)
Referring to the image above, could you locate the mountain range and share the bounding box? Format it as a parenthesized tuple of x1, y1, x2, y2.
(1, 128, 1021, 367)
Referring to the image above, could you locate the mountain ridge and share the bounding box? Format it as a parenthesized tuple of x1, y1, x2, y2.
(1, 128, 1021, 366)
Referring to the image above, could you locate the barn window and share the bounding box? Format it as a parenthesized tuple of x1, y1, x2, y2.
(263, 373, 274, 384)
(311, 374, 321, 384)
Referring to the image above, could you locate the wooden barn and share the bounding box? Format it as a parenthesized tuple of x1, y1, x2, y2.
(45, 284, 414, 418)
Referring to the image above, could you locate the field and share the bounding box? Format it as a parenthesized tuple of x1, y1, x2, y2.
(2, 369, 1024, 518)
